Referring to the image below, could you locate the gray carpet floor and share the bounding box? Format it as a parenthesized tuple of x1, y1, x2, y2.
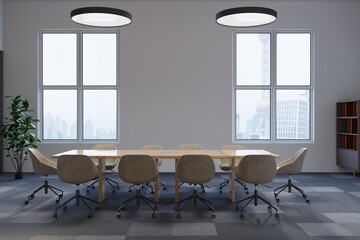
(0, 172, 360, 240)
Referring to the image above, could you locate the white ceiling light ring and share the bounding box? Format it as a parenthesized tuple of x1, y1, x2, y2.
(216, 7, 277, 27)
(71, 7, 132, 28)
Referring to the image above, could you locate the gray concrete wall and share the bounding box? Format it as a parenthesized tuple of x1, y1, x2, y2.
(3, 0, 360, 172)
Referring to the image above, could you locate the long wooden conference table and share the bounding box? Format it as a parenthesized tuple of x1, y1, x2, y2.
(52, 149, 278, 203)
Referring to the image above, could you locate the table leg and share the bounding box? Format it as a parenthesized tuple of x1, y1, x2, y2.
(230, 157, 236, 203)
(154, 159, 159, 203)
(175, 158, 179, 203)
(98, 158, 106, 202)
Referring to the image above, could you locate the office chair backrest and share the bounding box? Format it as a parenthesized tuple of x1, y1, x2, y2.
(57, 155, 98, 184)
(177, 144, 203, 150)
(277, 148, 307, 174)
(142, 145, 162, 150)
(236, 155, 277, 184)
(93, 144, 117, 150)
(176, 155, 215, 184)
(118, 155, 158, 184)
(28, 148, 57, 175)
(221, 145, 246, 167)
(222, 145, 245, 150)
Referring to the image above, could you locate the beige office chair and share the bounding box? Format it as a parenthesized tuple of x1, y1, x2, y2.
(274, 148, 309, 203)
(53, 155, 100, 218)
(128, 145, 166, 193)
(218, 145, 248, 194)
(176, 144, 209, 193)
(235, 155, 279, 220)
(25, 148, 63, 205)
(86, 144, 120, 193)
(117, 155, 158, 219)
(176, 155, 216, 219)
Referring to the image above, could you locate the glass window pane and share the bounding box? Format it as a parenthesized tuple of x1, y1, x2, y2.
(83, 90, 117, 139)
(276, 90, 310, 140)
(83, 34, 117, 86)
(277, 33, 311, 85)
(42, 34, 77, 86)
(236, 90, 270, 140)
(43, 90, 77, 139)
(236, 33, 270, 86)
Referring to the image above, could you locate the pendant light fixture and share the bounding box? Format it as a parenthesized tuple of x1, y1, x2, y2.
(216, 7, 277, 27)
(71, 7, 132, 27)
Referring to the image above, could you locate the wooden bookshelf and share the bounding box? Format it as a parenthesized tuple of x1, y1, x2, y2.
(336, 100, 360, 176)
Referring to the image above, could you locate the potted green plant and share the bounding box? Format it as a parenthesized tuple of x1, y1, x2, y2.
(0, 95, 40, 179)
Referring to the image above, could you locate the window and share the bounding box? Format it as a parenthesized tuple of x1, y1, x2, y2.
(234, 31, 313, 141)
(39, 31, 119, 141)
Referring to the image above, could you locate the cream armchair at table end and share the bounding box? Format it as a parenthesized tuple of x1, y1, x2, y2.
(25, 148, 63, 205)
(273, 148, 309, 203)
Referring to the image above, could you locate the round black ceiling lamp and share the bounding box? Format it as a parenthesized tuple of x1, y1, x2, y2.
(71, 7, 132, 27)
(216, 7, 277, 27)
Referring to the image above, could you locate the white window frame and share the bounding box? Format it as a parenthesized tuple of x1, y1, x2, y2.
(232, 30, 314, 143)
(38, 30, 120, 143)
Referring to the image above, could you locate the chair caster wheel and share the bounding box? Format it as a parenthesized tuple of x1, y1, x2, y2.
(116, 185, 120, 189)
(219, 190, 223, 194)
(163, 187, 167, 190)
(88, 214, 93, 218)
(53, 213, 58, 218)
(56, 199, 60, 204)
(245, 190, 249, 195)
(235, 205, 239, 211)
(268, 206, 272, 212)
(275, 197, 280, 203)
(240, 213, 244, 218)
(306, 198, 310, 203)
(176, 214, 181, 218)
(117, 213, 121, 219)
(30, 195, 34, 200)
(275, 213, 280, 220)
(128, 189, 132, 192)
(95, 205, 100, 211)
(211, 213, 216, 219)
(202, 190, 205, 194)
(63, 205, 67, 211)
(152, 213, 156, 218)
(112, 189, 116, 194)
(59, 194, 63, 198)
(151, 191, 154, 194)
(25, 200, 29, 205)
(121, 207, 126, 211)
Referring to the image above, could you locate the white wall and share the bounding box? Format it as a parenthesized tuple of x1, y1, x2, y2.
(2, 0, 360, 172)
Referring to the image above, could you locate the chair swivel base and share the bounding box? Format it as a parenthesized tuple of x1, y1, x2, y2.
(117, 187, 157, 219)
(274, 177, 310, 203)
(176, 188, 215, 219)
(236, 186, 279, 220)
(86, 177, 120, 193)
(53, 188, 99, 218)
(129, 181, 167, 193)
(219, 178, 249, 194)
(179, 182, 210, 194)
(25, 179, 63, 205)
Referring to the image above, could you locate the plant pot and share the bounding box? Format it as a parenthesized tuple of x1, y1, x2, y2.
(15, 172, 23, 180)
